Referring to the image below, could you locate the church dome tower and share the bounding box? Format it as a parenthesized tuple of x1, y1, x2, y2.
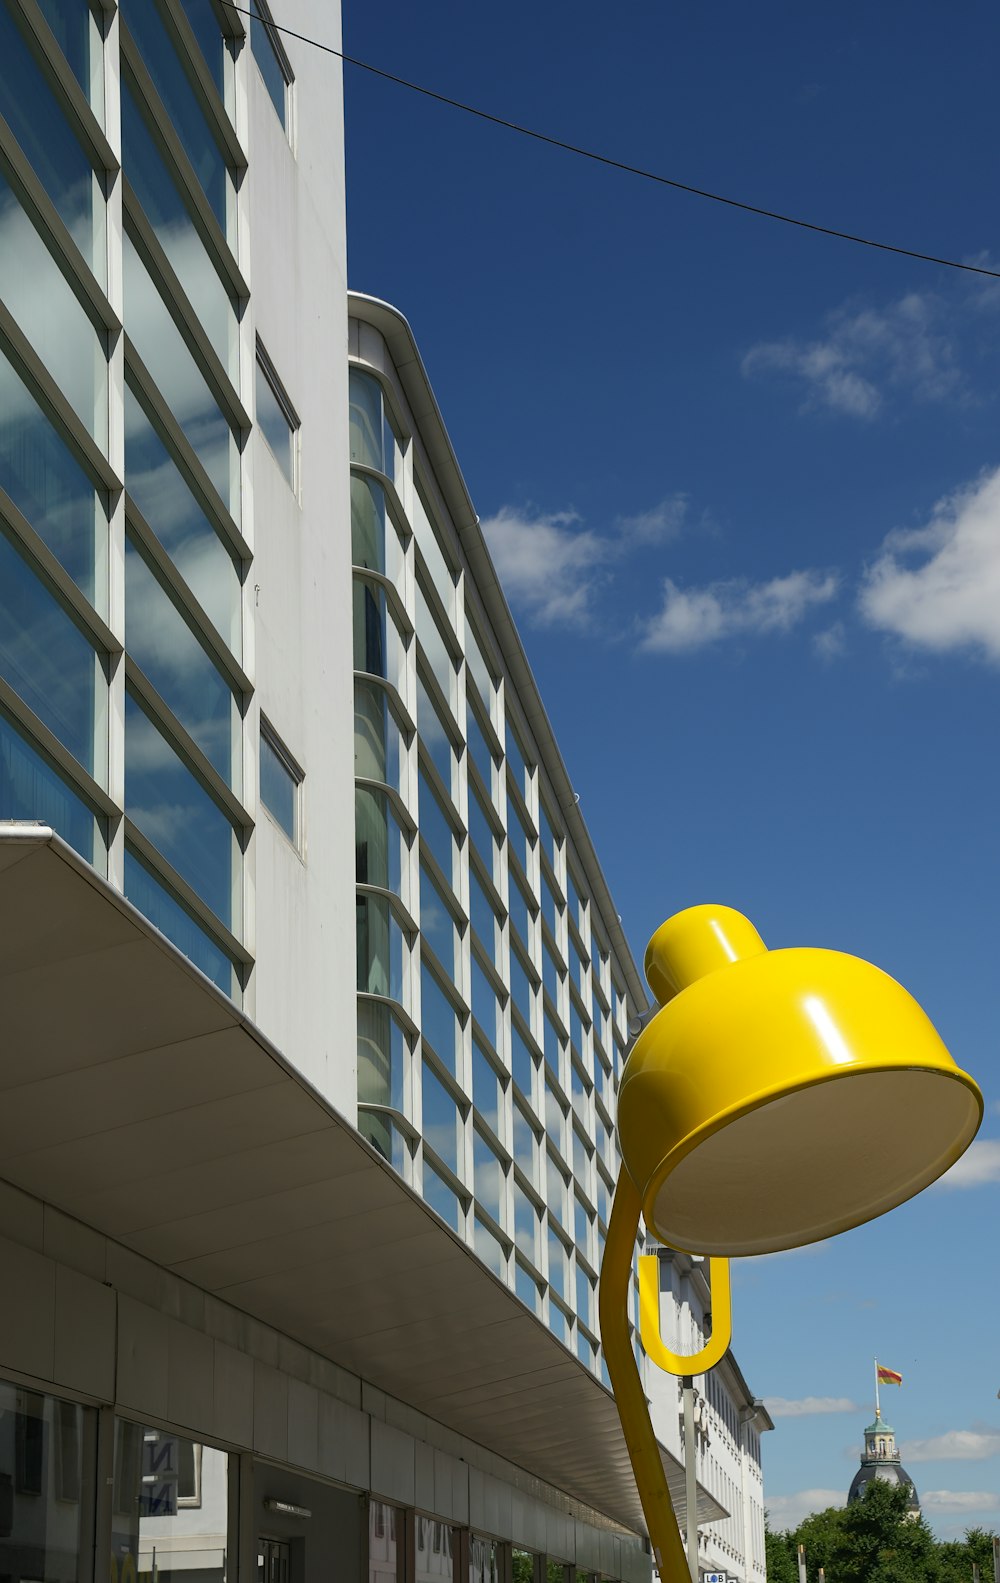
(847, 1407, 921, 1517)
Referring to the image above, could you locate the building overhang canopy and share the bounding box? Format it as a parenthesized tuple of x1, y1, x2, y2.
(0, 827, 726, 1535)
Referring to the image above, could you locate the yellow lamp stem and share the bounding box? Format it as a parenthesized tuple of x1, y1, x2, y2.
(639, 1254, 731, 1376)
(598, 1167, 692, 1583)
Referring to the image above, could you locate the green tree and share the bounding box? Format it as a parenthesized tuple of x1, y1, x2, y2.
(765, 1514, 798, 1583)
(936, 1527, 999, 1583)
(834, 1479, 938, 1583)
(792, 1503, 849, 1583)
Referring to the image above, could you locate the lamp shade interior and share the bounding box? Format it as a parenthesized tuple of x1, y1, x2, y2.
(650, 1067, 981, 1256)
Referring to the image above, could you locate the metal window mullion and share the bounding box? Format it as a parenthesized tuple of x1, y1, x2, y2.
(0, 111, 120, 337)
(13, 0, 118, 173)
(350, 460, 411, 546)
(352, 565, 412, 639)
(356, 881, 418, 940)
(124, 496, 251, 697)
(124, 341, 250, 561)
(105, 0, 126, 889)
(123, 816, 251, 965)
(353, 775, 416, 838)
(0, 675, 117, 819)
(157, 0, 247, 171)
(123, 182, 250, 433)
(124, 658, 249, 831)
(357, 990, 420, 1044)
(118, 31, 248, 302)
(0, 487, 120, 658)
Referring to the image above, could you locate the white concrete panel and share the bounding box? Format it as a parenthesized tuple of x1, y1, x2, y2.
(44, 1206, 106, 1281)
(0, 1233, 55, 1379)
(286, 1376, 320, 1471)
(254, 1360, 289, 1459)
(510, 1492, 545, 1554)
(106, 1240, 164, 1309)
(469, 1468, 512, 1540)
(116, 1294, 170, 1418)
(370, 1418, 415, 1505)
(167, 1315, 215, 1435)
(574, 1521, 600, 1570)
(317, 1390, 369, 1490)
(545, 1509, 574, 1565)
(434, 1448, 469, 1525)
(214, 1337, 255, 1447)
(414, 1438, 435, 1512)
(53, 1262, 114, 1398)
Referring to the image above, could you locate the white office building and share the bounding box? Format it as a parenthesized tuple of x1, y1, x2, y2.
(0, 4, 768, 1583)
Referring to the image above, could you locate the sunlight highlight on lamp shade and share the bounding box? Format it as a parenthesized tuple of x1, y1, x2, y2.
(617, 906, 982, 1257)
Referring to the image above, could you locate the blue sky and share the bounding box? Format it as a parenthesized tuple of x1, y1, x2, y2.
(342, 0, 1000, 1538)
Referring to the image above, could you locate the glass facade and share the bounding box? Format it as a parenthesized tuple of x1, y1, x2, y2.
(0, 0, 247, 990)
(348, 357, 641, 1376)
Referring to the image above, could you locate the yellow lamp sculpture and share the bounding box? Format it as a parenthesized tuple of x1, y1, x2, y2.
(599, 904, 982, 1583)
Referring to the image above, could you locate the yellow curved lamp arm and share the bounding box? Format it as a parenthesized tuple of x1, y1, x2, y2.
(599, 1167, 691, 1581)
(639, 1253, 731, 1375)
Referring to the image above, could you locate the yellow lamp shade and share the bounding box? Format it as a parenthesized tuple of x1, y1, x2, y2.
(618, 905, 982, 1257)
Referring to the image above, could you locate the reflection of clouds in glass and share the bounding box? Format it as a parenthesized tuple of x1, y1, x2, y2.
(123, 236, 236, 514)
(0, 186, 106, 441)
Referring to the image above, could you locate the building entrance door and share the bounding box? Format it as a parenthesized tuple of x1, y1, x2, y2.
(259, 1537, 291, 1583)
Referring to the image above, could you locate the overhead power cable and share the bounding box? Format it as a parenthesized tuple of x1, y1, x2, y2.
(222, 1, 1000, 281)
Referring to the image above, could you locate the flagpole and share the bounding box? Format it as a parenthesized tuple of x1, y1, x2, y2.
(874, 1357, 881, 1418)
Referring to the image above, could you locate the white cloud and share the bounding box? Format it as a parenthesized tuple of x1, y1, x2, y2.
(813, 620, 847, 661)
(900, 1429, 1000, 1463)
(934, 1139, 1000, 1189)
(766, 1396, 859, 1419)
(616, 495, 689, 545)
(859, 467, 1000, 663)
(479, 506, 610, 628)
(638, 569, 839, 653)
(765, 1490, 844, 1528)
(921, 1490, 1000, 1514)
(743, 290, 962, 418)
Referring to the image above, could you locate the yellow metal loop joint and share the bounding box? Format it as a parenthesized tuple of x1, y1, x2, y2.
(639, 1253, 732, 1376)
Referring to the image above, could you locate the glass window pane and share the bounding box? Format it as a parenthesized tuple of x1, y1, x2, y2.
(0, 1384, 96, 1583)
(349, 368, 382, 471)
(125, 689, 235, 926)
(354, 680, 406, 798)
(124, 383, 240, 645)
(37, 0, 103, 121)
(415, 581, 455, 708)
(416, 1518, 454, 1583)
(249, 0, 289, 126)
(0, 2, 104, 281)
(508, 871, 532, 956)
(505, 718, 531, 800)
(122, 83, 237, 376)
(357, 998, 407, 1112)
(513, 1179, 538, 1262)
(369, 1500, 404, 1583)
(120, 0, 233, 231)
(474, 1216, 506, 1277)
(540, 798, 560, 867)
(359, 1110, 410, 1174)
(354, 578, 407, 697)
(124, 236, 239, 520)
(356, 892, 408, 1005)
(421, 959, 460, 1077)
(548, 1225, 569, 1299)
(472, 954, 501, 1050)
(0, 347, 105, 606)
(176, 0, 228, 98)
(507, 793, 532, 878)
(416, 672, 454, 796)
(468, 782, 498, 886)
(355, 785, 408, 903)
(126, 536, 237, 787)
(412, 481, 455, 618)
(124, 844, 233, 993)
(351, 474, 404, 583)
(0, 525, 102, 775)
(510, 1022, 536, 1105)
(0, 175, 107, 444)
(465, 622, 496, 713)
(423, 1160, 461, 1232)
(110, 1420, 228, 1583)
(510, 947, 534, 1032)
(515, 1259, 542, 1314)
(256, 355, 295, 486)
(512, 1100, 536, 1180)
(466, 701, 496, 800)
(420, 860, 459, 982)
(469, 863, 499, 965)
(0, 702, 101, 862)
(422, 1060, 461, 1176)
(474, 1130, 504, 1223)
(260, 725, 298, 842)
(473, 1040, 503, 1138)
(417, 768, 455, 889)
